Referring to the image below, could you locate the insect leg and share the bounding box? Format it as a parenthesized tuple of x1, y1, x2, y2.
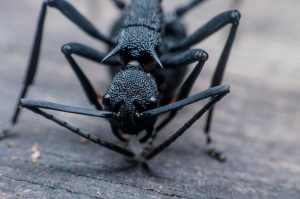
(169, 10, 240, 144)
(2, 0, 116, 136)
(155, 49, 208, 133)
(169, 10, 240, 51)
(204, 12, 240, 139)
(139, 127, 154, 144)
(20, 99, 135, 157)
(46, 0, 114, 45)
(140, 85, 229, 160)
(111, 0, 126, 10)
(62, 42, 121, 66)
(60, 43, 127, 142)
(110, 123, 129, 142)
(175, 0, 207, 17)
(2, 2, 48, 136)
(61, 42, 121, 110)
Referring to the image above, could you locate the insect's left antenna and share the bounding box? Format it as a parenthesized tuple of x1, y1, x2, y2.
(19, 99, 135, 157)
(20, 99, 114, 118)
(141, 85, 229, 118)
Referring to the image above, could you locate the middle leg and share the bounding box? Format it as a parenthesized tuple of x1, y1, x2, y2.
(61, 42, 121, 110)
(156, 48, 209, 132)
(156, 49, 230, 161)
(168, 10, 241, 145)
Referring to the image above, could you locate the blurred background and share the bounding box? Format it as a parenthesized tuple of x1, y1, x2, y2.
(0, 0, 299, 198)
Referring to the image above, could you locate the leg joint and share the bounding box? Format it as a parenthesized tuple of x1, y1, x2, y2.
(61, 44, 72, 55)
(194, 49, 209, 62)
(229, 10, 241, 23)
(44, 0, 56, 6)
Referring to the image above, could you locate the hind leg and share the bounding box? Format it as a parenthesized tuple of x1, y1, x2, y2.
(1, 0, 115, 137)
(168, 10, 240, 152)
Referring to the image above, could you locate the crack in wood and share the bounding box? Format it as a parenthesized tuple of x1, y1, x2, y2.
(2, 162, 191, 199)
(3, 175, 102, 199)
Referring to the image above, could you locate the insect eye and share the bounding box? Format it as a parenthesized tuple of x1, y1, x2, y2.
(133, 100, 145, 112)
(113, 99, 124, 112)
(149, 96, 158, 107)
(134, 112, 142, 122)
(102, 94, 111, 106)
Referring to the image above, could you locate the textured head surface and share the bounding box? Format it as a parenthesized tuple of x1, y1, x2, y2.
(106, 61, 158, 114)
(104, 61, 159, 133)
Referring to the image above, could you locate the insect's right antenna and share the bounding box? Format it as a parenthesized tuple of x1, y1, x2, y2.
(141, 85, 230, 160)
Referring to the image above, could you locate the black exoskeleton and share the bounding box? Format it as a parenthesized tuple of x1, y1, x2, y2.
(2, 0, 241, 162)
(104, 61, 159, 138)
(104, 0, 163, 67)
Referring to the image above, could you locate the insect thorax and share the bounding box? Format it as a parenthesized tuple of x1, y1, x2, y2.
(105, 0, 162, 66)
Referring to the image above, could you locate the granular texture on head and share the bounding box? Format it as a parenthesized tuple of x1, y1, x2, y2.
(106, 61, 159, 117)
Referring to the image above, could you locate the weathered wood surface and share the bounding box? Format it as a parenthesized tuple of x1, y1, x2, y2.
(0, 0, 300, 198)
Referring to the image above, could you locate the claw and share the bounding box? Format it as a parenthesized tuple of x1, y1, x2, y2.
(0, 122, 13, 139)
(206, 144, 227, 163)
(140, 141, 153, 159)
